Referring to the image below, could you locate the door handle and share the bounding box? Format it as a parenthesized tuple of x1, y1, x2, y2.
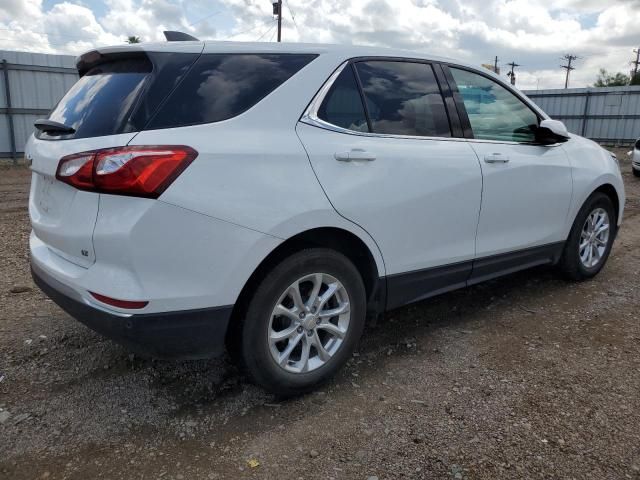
(334, 149, 376, 162)
(484, 154, 510, 163)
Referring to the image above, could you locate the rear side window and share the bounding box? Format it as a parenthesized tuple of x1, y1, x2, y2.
(44, 58, 152, 140)
(354, 61, 451, 137)
(318, 66, 369, 132)
(147, 54, 317, 129)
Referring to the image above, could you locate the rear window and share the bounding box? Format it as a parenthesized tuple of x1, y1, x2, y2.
(146, 53, 317, 129)
(43, 58, 152, 140)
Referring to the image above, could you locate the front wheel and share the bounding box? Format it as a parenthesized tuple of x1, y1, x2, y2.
(558, 192, 616, 280)
(238, 248, 366, 396)
(633, 167, 640, 178)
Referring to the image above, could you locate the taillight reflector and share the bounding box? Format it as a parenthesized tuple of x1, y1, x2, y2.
(90, 292, 149, 309)
(56, 146, 197, 198)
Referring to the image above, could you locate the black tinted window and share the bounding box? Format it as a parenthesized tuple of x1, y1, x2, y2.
(148, 54, 317, 129)
(318, 66, 369, 132)
(354, 61, 450, 137)
(44, 58, 152, 140)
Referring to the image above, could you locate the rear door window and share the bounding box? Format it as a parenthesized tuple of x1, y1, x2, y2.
(43, 57, 152, 140)
(317, 66, 369, 132)
(354, 61, 451, 137)
(147, 53, 317, 129)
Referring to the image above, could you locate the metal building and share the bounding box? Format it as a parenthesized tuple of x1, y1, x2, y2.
(523, 86, 640, 146)
(1, 50, 77, 161)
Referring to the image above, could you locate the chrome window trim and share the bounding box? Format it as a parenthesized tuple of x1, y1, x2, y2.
(300, 59, 562, 147)
(301, 59, 463, 143)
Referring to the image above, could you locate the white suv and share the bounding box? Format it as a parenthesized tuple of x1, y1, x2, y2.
(632, 138, 640, 177)
(28, 40, 624, 395)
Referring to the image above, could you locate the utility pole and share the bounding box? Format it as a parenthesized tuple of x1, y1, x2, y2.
(506, 61, 520, 86)
(272, 0, 282, 42)
(561, 54, 578, 89)
(632, 48, 640, 77)
(494, 56, 499, 74)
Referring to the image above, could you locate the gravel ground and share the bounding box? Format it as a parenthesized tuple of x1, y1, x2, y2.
(1, 149, 639, 480)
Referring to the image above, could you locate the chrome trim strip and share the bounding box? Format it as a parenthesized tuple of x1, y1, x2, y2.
(300, 59, 562, 148)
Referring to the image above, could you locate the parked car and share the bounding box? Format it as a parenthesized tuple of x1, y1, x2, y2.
(28, 39, 625, 395)
(631, 139, 640, 177)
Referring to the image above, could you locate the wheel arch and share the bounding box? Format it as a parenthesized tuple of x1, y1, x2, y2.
(226, 227, 385, 348)
(592, 183, 621, 225)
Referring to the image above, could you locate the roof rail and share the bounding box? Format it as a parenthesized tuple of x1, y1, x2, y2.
(164, 31, 200, 42)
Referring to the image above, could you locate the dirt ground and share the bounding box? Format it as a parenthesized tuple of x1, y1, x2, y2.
(1, 149, 639, 480)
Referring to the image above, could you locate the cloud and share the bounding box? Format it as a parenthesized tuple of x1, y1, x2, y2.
(0, 0, 638, 89)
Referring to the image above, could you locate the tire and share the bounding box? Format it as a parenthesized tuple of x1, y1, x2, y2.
(558, 192, 616, 281)
(237, 248, 366, 396)
(633, 167, 640, 178)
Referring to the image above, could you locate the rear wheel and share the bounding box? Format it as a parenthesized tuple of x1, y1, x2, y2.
(237, 248, 366, 396)
(558, 192, 616, 280)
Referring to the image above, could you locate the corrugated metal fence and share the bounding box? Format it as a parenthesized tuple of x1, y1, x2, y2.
(1, 50, 77, 162)
(523, 86, 640, 146)
(2, 49, 640, 160)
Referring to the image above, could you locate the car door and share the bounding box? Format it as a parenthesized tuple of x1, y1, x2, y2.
(296, 59, 483, 308)
(445, 66, 573, 280)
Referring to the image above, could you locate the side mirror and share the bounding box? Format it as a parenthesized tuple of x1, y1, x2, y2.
(536, 119, 570, 145)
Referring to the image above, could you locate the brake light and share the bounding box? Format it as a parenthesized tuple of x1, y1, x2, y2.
(90, 292, 148, 309)
(56, 146, 198, 198)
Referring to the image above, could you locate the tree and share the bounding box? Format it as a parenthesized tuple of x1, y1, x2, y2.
(126, 36, 141, 44)
(594, 68, 630, 87)
(631, 73, 640, 86)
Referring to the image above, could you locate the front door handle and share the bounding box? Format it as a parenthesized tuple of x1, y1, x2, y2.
(335, 149, 377, 162)
(484, 154, 510, 164)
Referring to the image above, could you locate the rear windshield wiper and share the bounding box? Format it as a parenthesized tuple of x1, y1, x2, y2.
(34, 119, 76, 135)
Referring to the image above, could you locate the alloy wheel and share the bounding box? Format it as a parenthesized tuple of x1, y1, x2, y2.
(579, 207, 610, 268)
(268, 273, 351, 373)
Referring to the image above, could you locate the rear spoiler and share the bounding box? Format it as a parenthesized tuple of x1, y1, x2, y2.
(76, 32, 201, 75)
(76, 50, 148, 76)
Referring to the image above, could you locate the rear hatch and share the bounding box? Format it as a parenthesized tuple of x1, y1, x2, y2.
(28, 45, 203, 268)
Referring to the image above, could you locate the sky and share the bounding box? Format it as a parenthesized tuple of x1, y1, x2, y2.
(0, 0, 639, 90)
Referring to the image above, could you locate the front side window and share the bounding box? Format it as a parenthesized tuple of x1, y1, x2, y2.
(450, 68, 539, 143)
(317, 66, 369, 132)
(354, 61, 451, 137)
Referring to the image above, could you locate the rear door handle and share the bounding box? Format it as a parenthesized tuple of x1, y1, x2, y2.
(484, 154, 510, 163)
(335, 149, 376, 162)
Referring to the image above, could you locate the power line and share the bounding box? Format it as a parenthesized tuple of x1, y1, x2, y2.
(286, 1, 300, 35)
(561, 54, 579, 89)
(227, 19, 274, 39)
(255, 20, 277, 41)
(188, 10, 223, 27)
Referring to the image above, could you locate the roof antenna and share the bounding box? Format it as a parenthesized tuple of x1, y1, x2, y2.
(164, 31, 199, 42)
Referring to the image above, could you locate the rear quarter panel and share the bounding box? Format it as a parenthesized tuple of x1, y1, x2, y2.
(129, 51, 386, 278)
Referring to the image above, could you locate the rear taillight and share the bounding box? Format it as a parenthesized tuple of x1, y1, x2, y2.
(56, 146, 198, 198)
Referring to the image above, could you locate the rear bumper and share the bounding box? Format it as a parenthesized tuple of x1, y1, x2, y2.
(31, 262, 233, 359)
